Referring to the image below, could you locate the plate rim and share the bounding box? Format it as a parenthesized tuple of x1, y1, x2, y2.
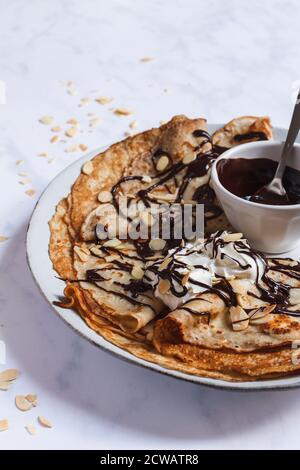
(26, 124, 300, 391)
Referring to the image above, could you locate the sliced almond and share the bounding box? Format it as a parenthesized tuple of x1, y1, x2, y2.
(65, 144, 80, 153)
(149, 238, 166, 251)
(15, 395, 32, 412)
(140, 57, 154, 62)
(82, 161, 93, 175)
(0, 419, 9, 432)
(25, 189, 36, 197)
(249, 307, 274, 325)
(158, 279, 171, 295)
(181, 272, 190, 286)
(74, 246, 89, 262)
(67, 118, 79, 126)
(39, 115, 54, 125)
(289, 288, 300, 305)
(103, 238, 122, 248)
(51, 126, 62, 132)
(131, 266, 144, 280)
(182, 153, 196, 165)
(26, 425, 37, 436)
(230, 306, 249, 331)
(16, 159, 24, 165)
(114, 108, 132, 116)
(223, 232, 243, 243)
(50, 135, 59, 143)
(156, 155, 169, 172)
(90, 246, 105, 257)
(79, 144, 88, 152)
(98, 191, 112, 203)
(0, 369, 20, 382)
(38, 152, 48, 157)
(142, 175, 152, 183)
(0, 382, 10, 391)
(79, 97, 91, 107)
(65, 127, 78, 138)
(38, 416, 53, 428)
(95, 96, 113, 105)
(67, 83, 78, 96)
(158, 257, 172, 271)
(25, 394, 38, 406)
(129, 120, 138, 129)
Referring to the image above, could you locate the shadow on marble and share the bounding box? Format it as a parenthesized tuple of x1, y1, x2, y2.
(1, 222, 300, 442)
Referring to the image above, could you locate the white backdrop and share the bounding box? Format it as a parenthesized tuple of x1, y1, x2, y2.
(1, 0, 300, 450)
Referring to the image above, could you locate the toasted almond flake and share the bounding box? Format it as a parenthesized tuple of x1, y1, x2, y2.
(74, 246, 89, 262)
(156, 155, 169, 172)
(0, 236, 9, 243)
(15, 395, 32, 412)
(25, 394, 37, 406)
(142, 175, 152, 183)
(47, 158, 56, 164)
(159, 120, 166, 125)
(79, 144, 88, 152)
(16, 159, 24, 165)
(90, 246, 105, 257)
(103, 239, 122, 248)
(182, 272, 190, 286)
(82, 161, 93, 175)
(249, 307, 273, 325)
(20, 178, 32, 185)
(230, 306, 249, 331)
(158, 279, 171, 294)
(158, 257, 172, 271)
(140, 57, 154, 62)
(50, 135, 59, 144)
(182, 153, 196, 165)
(51, 125, 62, 132)
(223, 232, 243, 243)
(25, 189, 36, 197)
(79, 97, 91, 107)
(0, 419, 9, 432)
(131, 266, 144, 280)
(0, 369, 20, 382)
(149, 238, 166, 251)
(0, 382, 10, 391)
(65, 127, 78, 138)
(39, 115, 54, 125)
(18, 171, 28, 177)
(65, 144, 80, 153)
(89, 117, 102, 128)
(26, 425, 37, 436)
(66, 118, 79, 126)
(129, 120, 138, 129)
(67, 84, 78, 96)
(98, 191, 112, 203)
(95, 96, 113, 105)
(38, 152, 48, 157)
(38, 416, 53, 428)
(114, 108, 132, 116)
(289, 288, 300, 305)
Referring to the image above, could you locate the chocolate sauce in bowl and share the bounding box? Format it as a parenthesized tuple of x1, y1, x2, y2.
(217, 157, 300, 205)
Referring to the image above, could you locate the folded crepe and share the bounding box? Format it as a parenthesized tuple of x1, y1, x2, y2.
(48, 114, 300, 383)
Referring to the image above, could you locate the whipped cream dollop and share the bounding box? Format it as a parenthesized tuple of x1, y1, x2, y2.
(145, 231, 266, 310)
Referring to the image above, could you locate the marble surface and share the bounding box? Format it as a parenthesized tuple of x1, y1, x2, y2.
(1, 0, 300, 450)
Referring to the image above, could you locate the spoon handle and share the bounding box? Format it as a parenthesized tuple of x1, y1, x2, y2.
(274, 90, 300, 181)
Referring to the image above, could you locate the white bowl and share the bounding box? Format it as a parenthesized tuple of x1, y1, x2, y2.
(211, 141, 300, 254)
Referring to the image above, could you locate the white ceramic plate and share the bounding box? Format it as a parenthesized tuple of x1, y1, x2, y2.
(26, 125, 300, 391)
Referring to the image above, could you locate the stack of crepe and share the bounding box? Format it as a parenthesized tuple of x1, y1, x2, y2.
(49, 114, 300, 381)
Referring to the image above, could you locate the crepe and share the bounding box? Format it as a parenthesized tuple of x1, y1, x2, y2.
(47, 114, 300, 382)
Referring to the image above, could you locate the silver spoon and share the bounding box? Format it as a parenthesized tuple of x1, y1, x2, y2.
(253, 90, 300, 204)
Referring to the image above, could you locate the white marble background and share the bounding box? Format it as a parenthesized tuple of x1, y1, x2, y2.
(1, 0, 300, 450)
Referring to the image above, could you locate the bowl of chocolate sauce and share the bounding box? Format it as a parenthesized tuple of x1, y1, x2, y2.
(211, 141, 300, 253)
